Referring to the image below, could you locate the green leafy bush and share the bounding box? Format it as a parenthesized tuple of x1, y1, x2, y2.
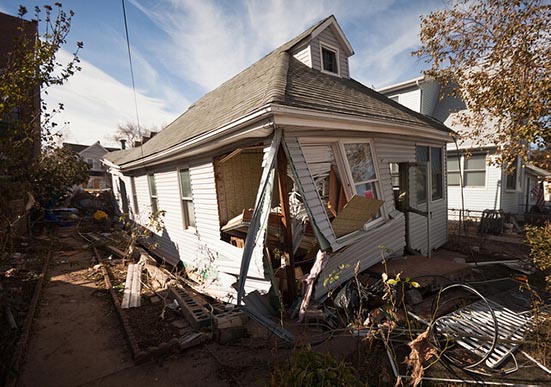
(526, 222, 551, 290)
(271, 347, 365, 386)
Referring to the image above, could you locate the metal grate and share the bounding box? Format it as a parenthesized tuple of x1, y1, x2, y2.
(434, 298, 535, 368)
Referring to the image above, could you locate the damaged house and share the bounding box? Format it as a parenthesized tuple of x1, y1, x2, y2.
(104, 16, 451, 304)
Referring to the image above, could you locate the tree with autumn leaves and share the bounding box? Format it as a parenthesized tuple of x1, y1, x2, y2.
(415, 0, 550, 169)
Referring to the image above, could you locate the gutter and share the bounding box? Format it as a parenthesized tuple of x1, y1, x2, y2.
(270, 104, 452, 142)
(117, 106, 274, 172)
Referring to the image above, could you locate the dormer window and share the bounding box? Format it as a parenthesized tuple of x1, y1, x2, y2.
(321, 44, 339, 75)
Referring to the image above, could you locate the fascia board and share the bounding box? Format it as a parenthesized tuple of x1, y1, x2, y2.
(271, 104, 452, 142)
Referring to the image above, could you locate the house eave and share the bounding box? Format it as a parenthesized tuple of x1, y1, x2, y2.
(117, 106, 275, 172)
(270, 104, 452, 142)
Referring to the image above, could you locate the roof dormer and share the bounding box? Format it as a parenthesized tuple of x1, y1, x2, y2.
(288, 15, 354, 79)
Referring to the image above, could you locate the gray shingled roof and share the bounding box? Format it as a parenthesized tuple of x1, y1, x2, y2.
(105, 16, 448, 167)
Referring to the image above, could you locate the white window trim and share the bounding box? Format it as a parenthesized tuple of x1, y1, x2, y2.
(130, 176, 139, 216)
(463, 153, 488, 189)
(319, 42, 340, 77)
(416, 144, 446, 203)
(177, 168, 196, 232)
(147, 174, 159, 214)
(447, 152, 489, 190)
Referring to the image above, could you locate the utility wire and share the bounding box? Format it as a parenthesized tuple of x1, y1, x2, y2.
(121, 0, 142, 139)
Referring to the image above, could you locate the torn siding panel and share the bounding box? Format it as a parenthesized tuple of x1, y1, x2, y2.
(315, 213, 406, 298)
(237, 131, 281, 303)
(283, 135, 336, 250)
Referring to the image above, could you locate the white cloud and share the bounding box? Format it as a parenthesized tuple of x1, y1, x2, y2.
(48, 49, 181, 147)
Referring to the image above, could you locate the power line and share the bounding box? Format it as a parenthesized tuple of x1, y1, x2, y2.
(121, 0, 141, 137)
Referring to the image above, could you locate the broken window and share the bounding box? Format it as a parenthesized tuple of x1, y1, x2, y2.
(179, 169, 195, 229)
(147, 174, 158, 214)
(342, 142, 382, 223)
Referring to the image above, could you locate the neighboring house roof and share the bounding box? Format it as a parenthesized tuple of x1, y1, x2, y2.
(105, 16, 449, 168)
(64, 141, 119, 155)
(526, 164, 551, 178)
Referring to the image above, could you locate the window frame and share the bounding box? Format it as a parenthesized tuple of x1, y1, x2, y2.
(147, 174, 159, 214)
(319, 43, 340, 76)
(463, 153, 488, 188)
(446, 153, 462, 187)
(299, 137, 386, 238)
(337, 139, 386, 229)
(505, 156, 521, 191)
(130, 176, 139, 215)
(415, 144, 445, 204)
(178, 168, 196, 230)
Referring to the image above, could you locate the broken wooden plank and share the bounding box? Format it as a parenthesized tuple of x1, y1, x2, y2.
(121, 263, 134, 309)
(129, 264, 142, 308)
(331, 195, 384, 237)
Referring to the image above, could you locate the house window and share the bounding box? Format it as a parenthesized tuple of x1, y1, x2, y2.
(342, 142, 382, 221)
(505, 157, 520, 190)
(179, 169, 195, 229)
(431, 147, 443, 199)
(416, 146, 444, 202)
(321, 45, 338, 74)
(130, 176, 139, 215)
(464, 154, 486, 187)
(416, 146, 429, 203)
(86, 158, 94, 168)
(447, 155, 461, 186)
(389, 162, 400, 190)
(147, 174, 159, 214)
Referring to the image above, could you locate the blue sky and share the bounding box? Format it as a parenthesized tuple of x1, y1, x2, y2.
(0, 0, 447, 147)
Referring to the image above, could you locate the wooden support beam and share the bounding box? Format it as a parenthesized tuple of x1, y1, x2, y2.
(277, 145, 296, 301)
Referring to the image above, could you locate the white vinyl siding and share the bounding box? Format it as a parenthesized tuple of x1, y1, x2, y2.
(391, 88, 421, 113)
(292, 44, 312, 67)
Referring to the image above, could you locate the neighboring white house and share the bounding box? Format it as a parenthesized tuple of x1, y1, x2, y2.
(64, 141, 119, 190)
(378, 76, 551, 215)
(104, 16, 451, 303)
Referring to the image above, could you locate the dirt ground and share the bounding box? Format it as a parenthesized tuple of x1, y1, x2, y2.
(5, 228, 551, 386)
(15, 235, 290, 387)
